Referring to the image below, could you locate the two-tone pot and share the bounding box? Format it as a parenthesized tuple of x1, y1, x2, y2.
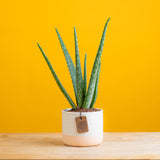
(62, 108, 103, 146)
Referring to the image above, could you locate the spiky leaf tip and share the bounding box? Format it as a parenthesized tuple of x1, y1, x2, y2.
(82, 18, 110, 108)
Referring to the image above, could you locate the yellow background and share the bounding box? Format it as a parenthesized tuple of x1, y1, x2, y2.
(0, 0, 160, 132)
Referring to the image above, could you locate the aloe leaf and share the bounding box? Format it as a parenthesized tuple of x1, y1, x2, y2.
(74, 26, 84, 107)
(37, 43, 76, 109)
(82, 60, 100, 108)
(90, 62, 101, 108)
(83, 54, 87, 96)
(82, 18, 110, 108)
(55, 28, 78, 105)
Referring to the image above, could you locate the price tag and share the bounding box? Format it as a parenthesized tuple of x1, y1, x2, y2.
(75, 116, 89, 133)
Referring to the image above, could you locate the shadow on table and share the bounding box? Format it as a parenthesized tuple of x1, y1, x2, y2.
(27, 137, 64, 146)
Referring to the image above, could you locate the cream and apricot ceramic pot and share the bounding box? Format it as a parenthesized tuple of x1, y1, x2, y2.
(62, 108, 103, 146)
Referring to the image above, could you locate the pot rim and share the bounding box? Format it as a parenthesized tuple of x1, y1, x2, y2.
(62, 108, 103, 115)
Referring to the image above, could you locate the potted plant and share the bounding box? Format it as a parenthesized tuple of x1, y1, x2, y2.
(37, 18, 110, 146)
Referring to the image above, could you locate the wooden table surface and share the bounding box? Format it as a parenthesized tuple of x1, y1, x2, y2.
(0, 132, 160, 159)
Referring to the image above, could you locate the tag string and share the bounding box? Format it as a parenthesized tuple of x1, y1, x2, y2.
(80, 111, 82, 119)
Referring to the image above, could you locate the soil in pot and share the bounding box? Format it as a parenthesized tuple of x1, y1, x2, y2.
(68, 108, 100, 112)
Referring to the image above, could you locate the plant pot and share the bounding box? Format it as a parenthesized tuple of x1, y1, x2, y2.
(62, 108, 103, 147)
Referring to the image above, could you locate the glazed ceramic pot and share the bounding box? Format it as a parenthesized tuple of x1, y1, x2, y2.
(62, 108, 103, 146)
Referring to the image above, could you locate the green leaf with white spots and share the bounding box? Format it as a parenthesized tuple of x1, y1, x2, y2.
(74, 26, 84, 107)
(37, 43, 76, 109)
(90, 62, 101, 108)
(82, 18, 110, 108)
(55, 28, 78, 105)
(82, 60, 100, 108)
(83, 54, 87, 96)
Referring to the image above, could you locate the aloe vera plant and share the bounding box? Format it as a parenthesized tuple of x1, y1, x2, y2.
(37, 18, 110, 109)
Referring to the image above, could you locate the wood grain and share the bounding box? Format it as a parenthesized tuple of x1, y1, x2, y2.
(0, 132, 160, 159)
